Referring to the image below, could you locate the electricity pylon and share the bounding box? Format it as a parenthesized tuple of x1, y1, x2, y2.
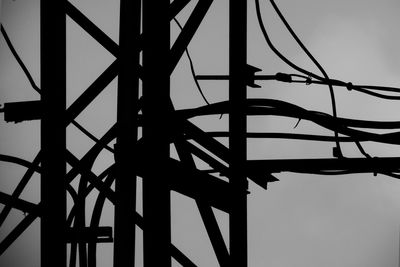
(2, 1, 400, 267)
(0, 0, 258, 266)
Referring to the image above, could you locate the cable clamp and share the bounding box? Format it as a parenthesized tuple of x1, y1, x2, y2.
(346, 82, 353, 91)
(332, 146, 343, 158)
(275, 72, 292, 83)
(372, 157, 378, 176)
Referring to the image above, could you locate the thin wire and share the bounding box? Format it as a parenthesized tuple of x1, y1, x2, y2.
(351, 87, 400, 100)
(173, 18, 210, 105)
(357, 84, 400, 93)
(267, 0, 343, 157)
(71, 120, 114, 153)
(290, 78, 400, 100)
(261, 0, 400, 162)
(254, 0, 323, 80)
(354, 141, 371, 158)
(1, 25, 40, 93)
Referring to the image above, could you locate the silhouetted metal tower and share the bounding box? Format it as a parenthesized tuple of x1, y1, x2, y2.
(35, 0, 255, 265)
(3, 1, 400, 267)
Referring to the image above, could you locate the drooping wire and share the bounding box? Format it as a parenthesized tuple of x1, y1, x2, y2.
(257, 0, 400, 159)
(256, 0, 343, 157)
(173, 17, 210, 105)
(254, 0, 323, 80)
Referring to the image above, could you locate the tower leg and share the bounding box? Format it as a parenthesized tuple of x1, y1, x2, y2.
(142, 0, 172, 266)
(229, 0, 248, 266)
(40, 1, 67, 267)
(113, 0, 141, 266)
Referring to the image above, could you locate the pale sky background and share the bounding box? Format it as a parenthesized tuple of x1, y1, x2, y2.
(2, 0, 400, 266)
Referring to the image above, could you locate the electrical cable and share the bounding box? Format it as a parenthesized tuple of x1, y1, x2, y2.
(173, 17, 210, 105)
(0, 25, 40, 94)
(176, 98, 400, 145)
(254, 0, 325, 81)
(206, 131, 361, 142)
(357, 84, 400, 93)
(261, 0, 343, 157)
(350, 87, 400, 100)
(71, 120, 114, 153)
(255, 0, 400, 157)
(288, 77, 400, 100)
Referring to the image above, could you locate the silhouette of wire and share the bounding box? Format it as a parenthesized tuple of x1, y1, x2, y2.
(354, 140, 372, 158)
(206, 131, 361, 142)
(1, 25, 40, 94)
(256, 0, 343, 157)
(71, 120, 114, 153)
(254, 0, 323, 80)
(255, 0, 400, 162)
(173, 17, 210, 105)
(253, 3, 400, 100)
(351, 87, 400, 100)
(357, 84, 400, 93)
(177, 99, 400, 145)
(290, 78, 400, 100)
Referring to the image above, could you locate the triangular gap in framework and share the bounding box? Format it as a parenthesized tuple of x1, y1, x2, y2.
(170, 141, 223, 176)
(171, 0, 198, 37)
(170, 0, 215, 73)
(185, 138, 229, 181)
(0, 214, 40, 266)
(170, 143, 181, 161)
(18, 171, 40, 207)
(211, 206, 229, 253)
(69, 76, 118, 156)
(171, 191, 217, 267)
(66, 16, 116, 109)
(67, 0, 120, 44)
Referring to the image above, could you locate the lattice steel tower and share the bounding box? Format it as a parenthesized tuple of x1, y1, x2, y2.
(2, 1, 400, 267)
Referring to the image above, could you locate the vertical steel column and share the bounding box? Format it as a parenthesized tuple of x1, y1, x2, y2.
(229, 0, 248, 266)
(142, 0, 171, 266)
(113, 0, 141, 266)
(40, 1, 67, 267)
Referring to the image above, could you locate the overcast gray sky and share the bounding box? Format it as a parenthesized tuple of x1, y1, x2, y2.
(2, 0, 400, 266)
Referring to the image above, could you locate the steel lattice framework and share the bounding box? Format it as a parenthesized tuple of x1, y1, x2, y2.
(2, 0, 400, 266)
